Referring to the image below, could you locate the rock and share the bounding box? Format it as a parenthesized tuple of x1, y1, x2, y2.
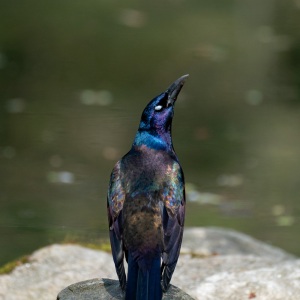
(172, 253, 300, 300)
(0, 244, 117, 300)
(0, 227, 299, 300)
(193, 260, 300, 300)
(181, 227, 295, 260)
(57, 278, 194, 300)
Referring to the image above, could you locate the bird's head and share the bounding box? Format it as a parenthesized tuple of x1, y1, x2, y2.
(134, 74, 189, 151)
(139, 74, 189, 132)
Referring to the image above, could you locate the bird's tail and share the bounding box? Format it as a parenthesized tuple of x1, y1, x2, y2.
(126, 251, 162, 300)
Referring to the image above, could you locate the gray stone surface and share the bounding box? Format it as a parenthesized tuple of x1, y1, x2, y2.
(57, 278, 194, 300)
(0, 227, 299, 300)
(193, 260, 300, 300)
(181, 227, 295, 260)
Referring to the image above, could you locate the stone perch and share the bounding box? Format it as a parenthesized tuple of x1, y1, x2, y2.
(57, 278, 194, 299)
(1, 227, 300, 300)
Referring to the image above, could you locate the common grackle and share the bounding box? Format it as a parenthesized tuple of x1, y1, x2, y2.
(107, 75, 188, 300)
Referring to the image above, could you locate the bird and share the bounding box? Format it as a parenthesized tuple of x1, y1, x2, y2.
(107, 74, 188, 300)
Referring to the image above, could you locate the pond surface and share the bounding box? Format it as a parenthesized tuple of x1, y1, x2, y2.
(1, 1, 300, 265)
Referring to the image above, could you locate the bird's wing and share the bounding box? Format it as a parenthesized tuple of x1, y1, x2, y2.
(107, 160, 126, 290)
(160, 161, 186, 291)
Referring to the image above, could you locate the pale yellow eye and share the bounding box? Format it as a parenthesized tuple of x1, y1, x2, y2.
(155, 105, 163, 111)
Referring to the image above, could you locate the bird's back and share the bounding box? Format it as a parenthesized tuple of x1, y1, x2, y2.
(118, 146, 183, 299)
(121, 146, 178, 263)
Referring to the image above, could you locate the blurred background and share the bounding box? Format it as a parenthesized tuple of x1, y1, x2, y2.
(1, 0, 300, 266)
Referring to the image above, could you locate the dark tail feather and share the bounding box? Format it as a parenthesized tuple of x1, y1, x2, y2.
(126, 252, 162, 300)
(126, 252, 138, 300)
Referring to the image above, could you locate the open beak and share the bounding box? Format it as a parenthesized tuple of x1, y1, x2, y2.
(166, 74, 189, 106)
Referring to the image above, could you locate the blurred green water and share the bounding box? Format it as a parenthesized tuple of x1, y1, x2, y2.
(1, 0, 300, 265)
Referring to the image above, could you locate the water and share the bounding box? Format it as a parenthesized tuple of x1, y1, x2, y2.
(1, 0, 300, 266)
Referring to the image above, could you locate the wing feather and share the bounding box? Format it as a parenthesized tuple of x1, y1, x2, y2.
(160, 161, 185, 291)
(107, 161, 126, 290)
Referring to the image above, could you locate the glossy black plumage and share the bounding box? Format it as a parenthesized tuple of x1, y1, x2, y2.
(107, 75, 188, 299)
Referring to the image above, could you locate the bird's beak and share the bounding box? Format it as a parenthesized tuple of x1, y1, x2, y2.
(166, 74, 189, 106)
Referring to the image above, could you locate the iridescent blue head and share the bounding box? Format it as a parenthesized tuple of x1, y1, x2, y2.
(133, 74, 189, 151)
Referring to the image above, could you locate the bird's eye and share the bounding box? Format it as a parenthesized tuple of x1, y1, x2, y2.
(154, 105, 163, 111)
